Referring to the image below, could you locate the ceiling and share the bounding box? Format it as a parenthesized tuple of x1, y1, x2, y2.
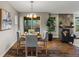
(8, 1, 79, 13)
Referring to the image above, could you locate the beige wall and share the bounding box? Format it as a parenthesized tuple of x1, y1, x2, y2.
(19, 12, 59, 38)
(0, 2, 18, 56)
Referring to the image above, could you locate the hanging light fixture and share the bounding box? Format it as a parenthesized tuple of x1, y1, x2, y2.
(27, 1, 37, 18)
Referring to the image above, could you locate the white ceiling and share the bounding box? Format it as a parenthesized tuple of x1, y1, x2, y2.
(8, 1, 79, 13)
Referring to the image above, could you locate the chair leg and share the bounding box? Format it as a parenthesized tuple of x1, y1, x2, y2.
(36, 47, 38, 56)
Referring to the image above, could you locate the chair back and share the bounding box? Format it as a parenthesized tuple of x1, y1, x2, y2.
(26, 35, 38, 47)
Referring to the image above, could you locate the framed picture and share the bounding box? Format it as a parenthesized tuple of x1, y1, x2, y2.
(0, 9, 12, 31)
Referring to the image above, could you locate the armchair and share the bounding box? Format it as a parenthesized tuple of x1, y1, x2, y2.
(61, 29, 70, 43)
(61, 29, 76, 44)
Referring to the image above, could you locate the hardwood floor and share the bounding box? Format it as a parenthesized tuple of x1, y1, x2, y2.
(46, 40, 77, 57)
(4, 39, 79, 57)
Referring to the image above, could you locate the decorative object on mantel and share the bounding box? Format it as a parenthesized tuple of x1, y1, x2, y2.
(46, 13, 56, 32)
(0, 9, 12, 31)
(59, 21, 63, 28)
(70, 22, 73, 26)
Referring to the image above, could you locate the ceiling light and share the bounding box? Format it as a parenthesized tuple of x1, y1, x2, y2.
(27, 1, 37, 18)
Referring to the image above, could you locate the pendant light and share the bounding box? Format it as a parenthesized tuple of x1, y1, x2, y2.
(27, 1, 37, 18)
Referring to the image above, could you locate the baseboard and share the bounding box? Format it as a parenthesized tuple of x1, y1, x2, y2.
(53, 36, 59, 38)
(0, 39, 17, 57)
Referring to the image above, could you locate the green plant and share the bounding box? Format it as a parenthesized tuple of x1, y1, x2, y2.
(46, 14, 55, 32)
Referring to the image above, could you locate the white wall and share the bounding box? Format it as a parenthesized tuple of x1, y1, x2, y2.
(19, 12, 59, 38)
(51, 14, 59, 38)
(0, 2, 18, 56)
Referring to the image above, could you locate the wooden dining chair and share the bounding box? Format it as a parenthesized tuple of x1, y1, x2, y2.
(25, 35, 38, 56)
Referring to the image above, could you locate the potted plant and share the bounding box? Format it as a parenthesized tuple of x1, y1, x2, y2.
(46, 13, 55, 32)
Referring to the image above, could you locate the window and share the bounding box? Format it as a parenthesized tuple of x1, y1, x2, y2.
(24, 16, 40, 32)
(75, 17, 79, 32)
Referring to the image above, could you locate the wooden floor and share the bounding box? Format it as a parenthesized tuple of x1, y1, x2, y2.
(4, 39, 79, 57)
